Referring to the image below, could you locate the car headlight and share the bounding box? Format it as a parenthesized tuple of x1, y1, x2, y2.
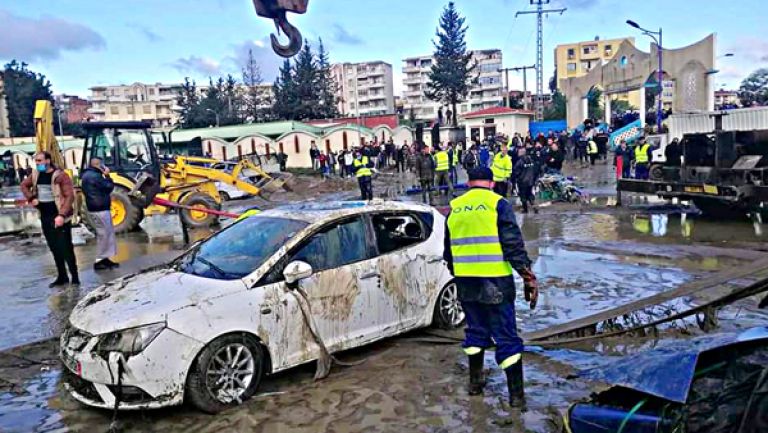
(96, 323, 165, 355)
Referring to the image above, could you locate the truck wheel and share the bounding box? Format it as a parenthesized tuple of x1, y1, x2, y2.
(649, 164, 664, 181)
(181, 193, 220, 228)
(185, 334, 266, 414)
(110, 187, 143, 233)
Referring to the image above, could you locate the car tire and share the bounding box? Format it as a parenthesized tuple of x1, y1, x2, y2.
(433, 282, 465, 329)
(219, 191, 231, 202)
(186, 334, 266, 414)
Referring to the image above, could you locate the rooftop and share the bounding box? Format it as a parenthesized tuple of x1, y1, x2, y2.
(462, 106, 535, 119)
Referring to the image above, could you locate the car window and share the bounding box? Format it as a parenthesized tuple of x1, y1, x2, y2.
(372, 213, 430, 255)
(178, 216, 308, 280)
(290, 217, 370, 273)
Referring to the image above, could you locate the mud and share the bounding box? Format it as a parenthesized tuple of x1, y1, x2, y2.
(2, 162, 768, 432)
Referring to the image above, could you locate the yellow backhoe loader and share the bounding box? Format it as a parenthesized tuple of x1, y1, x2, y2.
(33, 100, 285, 233)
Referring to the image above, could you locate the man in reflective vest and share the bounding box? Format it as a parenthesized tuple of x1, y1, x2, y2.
(491, 143, 513, 197)
(353, 150, 374, 200)
(587, 139, 599, 166)
(443, 166, 538, 409)
(434, 144, 454, 197)
(634, 137, 652, 180)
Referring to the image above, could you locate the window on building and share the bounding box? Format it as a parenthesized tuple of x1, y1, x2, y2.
(126, 105, 134, 115)
(110, 106, 119, 115)
(583, 45, 597, 55)
(567, 48, 575, 59)
(604, 45, 613, 56)
(567, 63, 577, 72)
(143, 105, 151, 115)
(581, 61, 592, 72)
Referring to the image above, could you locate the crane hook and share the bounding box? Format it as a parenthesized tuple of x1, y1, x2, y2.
(271, 11, 303, 58)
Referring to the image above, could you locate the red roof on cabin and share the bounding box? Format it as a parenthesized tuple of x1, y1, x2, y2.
(462, 107, 534, 119)
(306, 114, 399, 129)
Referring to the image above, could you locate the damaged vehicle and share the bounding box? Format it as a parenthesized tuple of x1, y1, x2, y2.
(566, 327, 768, 433)
(60, 200, 462, 413)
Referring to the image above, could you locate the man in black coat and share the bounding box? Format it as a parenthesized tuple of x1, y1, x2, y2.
(81, 157, 119, 270)
(513, 148, 539, 214)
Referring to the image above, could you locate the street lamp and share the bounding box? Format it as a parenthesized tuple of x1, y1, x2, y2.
(627, 19, 663, 132)
(205, 109, 220, 127)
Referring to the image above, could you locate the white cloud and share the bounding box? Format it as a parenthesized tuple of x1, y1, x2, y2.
(169, 56, 221, 76)
(0, 9, 105, 62)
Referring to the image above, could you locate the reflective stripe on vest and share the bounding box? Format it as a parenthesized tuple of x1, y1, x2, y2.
(354, 156, 372, 177)
(435, 151, 450, 172)
(236, 209, 261, 221)
(491, 153, 512, 182)
(447, 188, 514, 277)
(588, 140, 598, 154)
(635, 143, 650, 164)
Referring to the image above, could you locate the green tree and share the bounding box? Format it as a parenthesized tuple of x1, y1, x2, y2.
(587, 87, 604, 121)
(739, 68, 768, 107)
(610, 99, 637, 115)
(272, 59, 298, 120)
(241, 48, 270, 123)
(425, 2, 476, 127)
(292, 40, 319, 120)
(3, 60, 53, 137)
(176, 77, 208, 128)
(544, 90, 566, 120)
(316, 38, 340, 119)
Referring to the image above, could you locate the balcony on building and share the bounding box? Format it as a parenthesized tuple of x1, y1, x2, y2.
(580, 44, 600, 60)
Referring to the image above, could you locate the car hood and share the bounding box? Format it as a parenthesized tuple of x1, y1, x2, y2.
(69, 267, 247, 336)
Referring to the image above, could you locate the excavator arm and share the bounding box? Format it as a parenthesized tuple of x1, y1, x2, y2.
(34, 100, 65, 168)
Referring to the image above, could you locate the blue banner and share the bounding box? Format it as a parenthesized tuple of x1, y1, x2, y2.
(609, 119, 643, 149)
(529, 120, 567, 137)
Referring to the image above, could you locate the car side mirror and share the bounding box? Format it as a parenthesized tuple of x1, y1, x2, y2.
(283, 260, 313, 286)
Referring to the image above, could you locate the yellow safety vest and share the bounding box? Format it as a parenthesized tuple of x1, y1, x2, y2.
(588, 140, 598, 155)
(435, 151, 450, 172)
(447, 188, 514, 277)
(491, 153, 512, 182)
(236, 208, 261, 221)
(353, 156, 372, 177)
(635, 143, 650, 164)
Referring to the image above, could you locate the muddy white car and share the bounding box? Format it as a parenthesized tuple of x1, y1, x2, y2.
(61, 200, 462, 413)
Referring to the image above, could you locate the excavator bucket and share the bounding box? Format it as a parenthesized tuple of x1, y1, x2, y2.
(34, 100, 65, 169)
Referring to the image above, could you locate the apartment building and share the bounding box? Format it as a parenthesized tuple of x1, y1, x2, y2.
(88, 82, 183, 126)
(402, 49, 503, 122)
(714, 89, 740, 109)
(331, 61, 395, 116)
(554, 37, 635, 84)
(54, 94, 91, 124)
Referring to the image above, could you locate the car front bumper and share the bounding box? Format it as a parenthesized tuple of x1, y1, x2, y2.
(60, 327, 204, 410)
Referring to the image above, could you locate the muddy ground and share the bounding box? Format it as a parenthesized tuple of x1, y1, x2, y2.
(1, 161, 768, 432)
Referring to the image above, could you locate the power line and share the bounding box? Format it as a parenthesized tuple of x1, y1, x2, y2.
(515, 0, 566, 121)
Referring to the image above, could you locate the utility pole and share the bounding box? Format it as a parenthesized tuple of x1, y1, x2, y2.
(500, 65, 536, 110)
(516, 0, 566, 121)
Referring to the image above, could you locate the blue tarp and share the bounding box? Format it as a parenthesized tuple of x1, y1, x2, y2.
(529, 120, 567, 137)
(579, 327, 768, 403)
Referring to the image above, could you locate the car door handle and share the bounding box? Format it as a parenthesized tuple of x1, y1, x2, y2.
(260, 307, 272, 315)
(358, 271, 380, 280)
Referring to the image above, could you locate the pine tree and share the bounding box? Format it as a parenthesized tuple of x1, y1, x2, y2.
(3, 60, 53, 137)
(292, 39, 318, 120)
(425, 2, 476, 127)
(316, 38, 339, 119)
(177, 77, 201, 128)
(242, 49, 269, 122)
(273, 59, 298, 120)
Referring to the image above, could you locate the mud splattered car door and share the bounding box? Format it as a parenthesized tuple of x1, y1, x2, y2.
(283, 216, 382, 351)
(370, 212, 436, 332)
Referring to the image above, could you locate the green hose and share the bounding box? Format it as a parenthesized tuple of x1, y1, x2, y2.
(617, 399, 647, 433)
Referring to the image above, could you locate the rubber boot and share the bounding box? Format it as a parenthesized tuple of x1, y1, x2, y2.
(505, 360, 526, 410)
(468, 352, 486, 396)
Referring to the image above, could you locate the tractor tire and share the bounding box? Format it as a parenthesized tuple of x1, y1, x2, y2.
(109, 187, 144, 233)
(181, 193, 220, 228)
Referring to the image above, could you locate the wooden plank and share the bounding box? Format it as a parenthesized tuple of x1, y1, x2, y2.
(525, 256, 768, 342)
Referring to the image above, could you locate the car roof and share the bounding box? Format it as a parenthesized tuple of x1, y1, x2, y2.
(258, 200, 435, 224)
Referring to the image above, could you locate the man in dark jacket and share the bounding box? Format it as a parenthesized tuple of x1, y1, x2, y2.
(415, 145, 435, 204)
(444, 166, 538, 409)
(665, 138, 682, 167)
(613, 141, 633, 179)
(545, 142, 565, 174)
(514, 148, 539, 214)
(81, 157, 119, 270)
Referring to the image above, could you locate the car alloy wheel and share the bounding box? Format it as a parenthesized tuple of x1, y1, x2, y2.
(438, 282, 465, 328)
(205, 343, 256, 404)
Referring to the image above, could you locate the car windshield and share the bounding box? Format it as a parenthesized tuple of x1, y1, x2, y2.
(178, 216, 308, 280)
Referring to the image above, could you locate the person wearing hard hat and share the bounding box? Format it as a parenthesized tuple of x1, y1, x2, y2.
(443, 166, 538, 409)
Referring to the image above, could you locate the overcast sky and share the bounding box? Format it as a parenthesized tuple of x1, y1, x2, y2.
(0, 0, 765, 97)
